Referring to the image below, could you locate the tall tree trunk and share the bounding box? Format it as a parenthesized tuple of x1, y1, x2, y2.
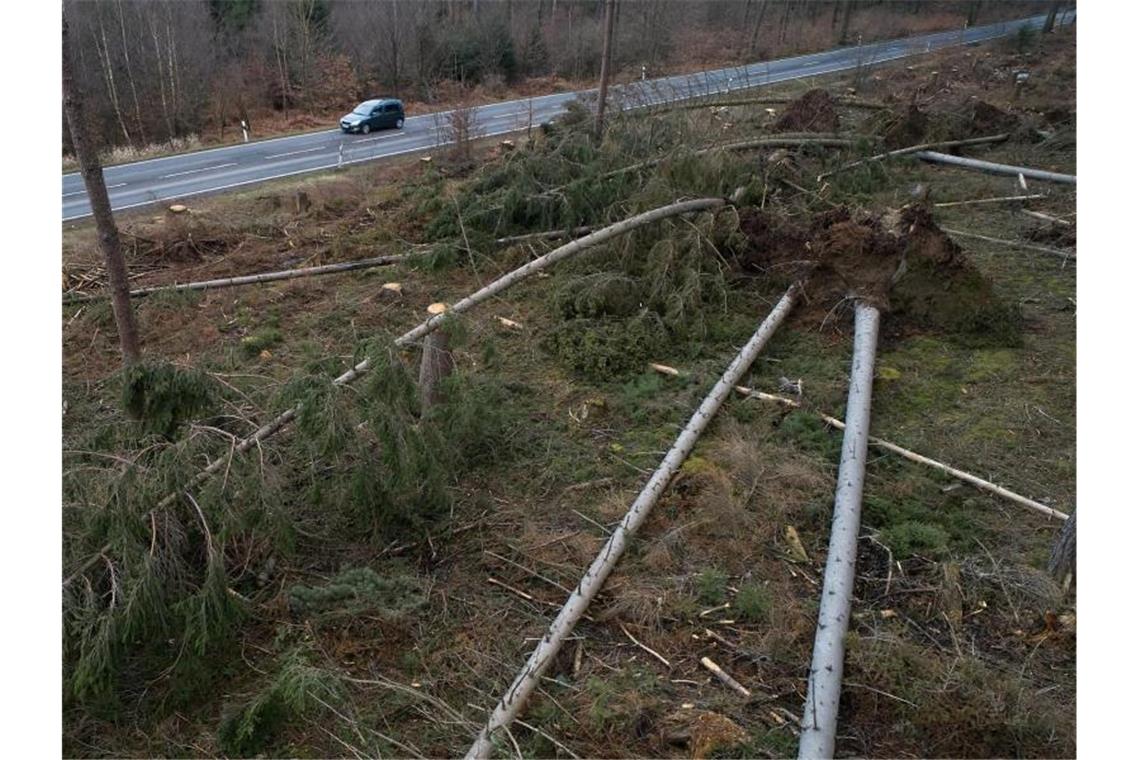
(94, 10, 134, 147)
(165, 3, 180, 134)
(62, 13, 140, 365)
(966, 0, 982, 28)
(1043, 1, 1061, 33)
(146, 9, 174, 142)
(749, 1, 769, 55)
(115, 0, 147, 145)
(593, 0, 616, 143)
(838, 0, 855, 44)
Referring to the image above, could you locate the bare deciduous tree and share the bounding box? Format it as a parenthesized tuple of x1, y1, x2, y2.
(62, 12, 140, 364)
(594, 0, 617, 143)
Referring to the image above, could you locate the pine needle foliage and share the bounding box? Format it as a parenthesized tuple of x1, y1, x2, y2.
(287, 565, 425, 621)
(120, 361, 217, 439)
(216, 646, 345, 756)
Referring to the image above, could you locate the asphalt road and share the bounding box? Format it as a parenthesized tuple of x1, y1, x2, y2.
(62, 13, 1063, 222)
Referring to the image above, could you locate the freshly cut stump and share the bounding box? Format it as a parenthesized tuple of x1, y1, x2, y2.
(419, 302, 453, 410)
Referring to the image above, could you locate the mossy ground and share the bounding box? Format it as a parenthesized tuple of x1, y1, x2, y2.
(62, 26, 1075, 759)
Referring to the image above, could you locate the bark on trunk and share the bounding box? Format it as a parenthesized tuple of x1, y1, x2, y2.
(1048, 505, 1076, 592)
(1043, 2, 1061, 33)
(418, 303, 454, 410)
(593, 0, 617, 143)
(63, 13, 141, 365)
(465, 285, 800, 759)
(838, 0, 854, 44)
(798, 301, 880, 759)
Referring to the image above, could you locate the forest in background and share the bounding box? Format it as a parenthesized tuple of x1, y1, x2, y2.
(63, 0, 1048, 156)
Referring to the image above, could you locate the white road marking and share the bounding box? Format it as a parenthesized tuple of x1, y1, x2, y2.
(159, 162, 238, 179)
(265, 146, 326, 159)
(64, 182, 125, 197)
(356, 132, 403, 143)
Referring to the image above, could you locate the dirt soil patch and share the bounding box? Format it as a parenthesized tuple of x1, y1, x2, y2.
(774, 88, 841, 133)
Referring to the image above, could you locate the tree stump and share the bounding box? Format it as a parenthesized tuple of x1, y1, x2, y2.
(418, 303, 454, 411)
(293, 191, 311, 214)
(1048, 507, 1076, 594)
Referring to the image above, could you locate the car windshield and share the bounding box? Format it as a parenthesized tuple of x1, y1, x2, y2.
(352, 103, 374, 115)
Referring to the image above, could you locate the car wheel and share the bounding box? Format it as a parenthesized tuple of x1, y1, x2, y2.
(395, 117, 404, 129)
(361, 123, 371, 134)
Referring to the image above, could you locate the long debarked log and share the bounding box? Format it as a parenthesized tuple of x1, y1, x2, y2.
(63, 197, 727, 587)
(933, 194, 1047, 208)
(915, 151, 1076, 185)
(729, 387, 1069, 521)
(798, 301, 880, 760)
(62, 253, 418, 303)
(465, 286, 800, 759)
(817, 133, 1009, 180)
(942, 227, 1075, 261)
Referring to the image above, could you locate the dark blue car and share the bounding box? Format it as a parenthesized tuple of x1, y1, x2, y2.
(340, 98, 405, 134)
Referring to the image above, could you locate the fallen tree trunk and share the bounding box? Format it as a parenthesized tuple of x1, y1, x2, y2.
(495, 226, 599, 246)
(62, 253, 417, 303)
(798, 300, 880, 760)
(942, 227, 1075, 261)
(735, 387, 1069, 521)
(464, 285, 800, 759)
(933, 193, 1047, 208)
(817, 133, 1010, 180)
(64, 197, 727, 587)
(915, 151, 1077, 185)
(646, 363, 1070, 521)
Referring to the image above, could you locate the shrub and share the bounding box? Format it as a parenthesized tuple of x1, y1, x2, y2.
(695, 567, 729, 605)
(734, 583, 773, 623)
(880, 520, 951, 558)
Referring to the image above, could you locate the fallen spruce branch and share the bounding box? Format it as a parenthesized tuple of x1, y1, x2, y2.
(464, 285, 799, 759)
(915, 151, 1076, 185)
(61, 253, 418, 303)
(942, 227, 1075, 261)
(933, 193, 1047, 208)
(799, 300, 881, 759)
(647, 363, 1069, 521)
(817, 133, 1010, 181)
(63, 197, 727, 588)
